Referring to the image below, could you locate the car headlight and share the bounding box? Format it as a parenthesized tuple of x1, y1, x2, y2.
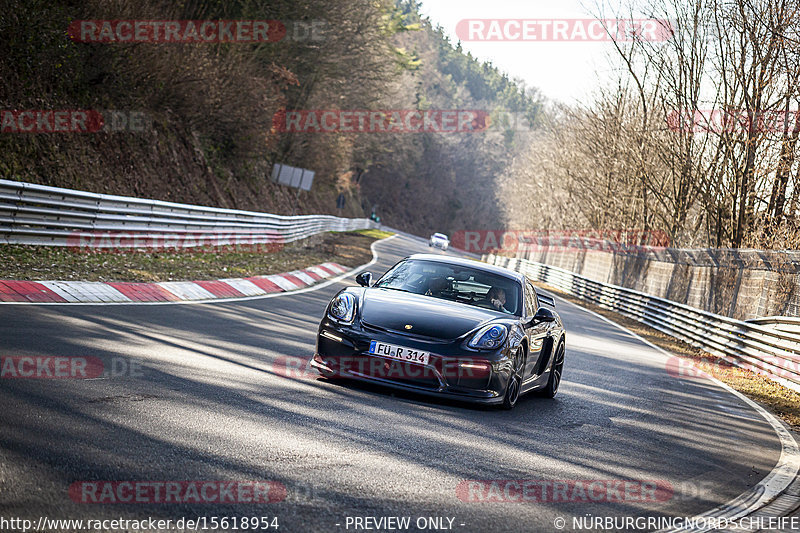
(328, 292, 356, 324)
(468, 324, 508, 349)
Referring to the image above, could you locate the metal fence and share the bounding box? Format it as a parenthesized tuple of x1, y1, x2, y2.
(0, 179, 374, 249)
(485, 254, 800, 394)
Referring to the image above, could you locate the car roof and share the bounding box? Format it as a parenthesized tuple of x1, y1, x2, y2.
(432, 233, 447, 238)
(405, 254, 524, 283)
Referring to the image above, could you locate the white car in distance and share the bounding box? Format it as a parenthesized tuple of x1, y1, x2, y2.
(429, 233, 450, 251)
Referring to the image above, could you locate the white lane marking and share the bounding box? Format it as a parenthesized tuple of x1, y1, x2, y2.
(0, 235, 397, 306)
(554, 294, 800, 532)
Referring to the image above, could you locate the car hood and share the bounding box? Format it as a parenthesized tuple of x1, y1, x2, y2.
(360, 288, 501, 340)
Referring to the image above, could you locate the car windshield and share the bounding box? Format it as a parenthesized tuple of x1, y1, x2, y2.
(433, 233, 447, 239)
(375, 259, 521, 315)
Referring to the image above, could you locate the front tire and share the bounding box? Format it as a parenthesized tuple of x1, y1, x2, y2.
(539, 340, 564, 398)
(502, 347, 525, 410)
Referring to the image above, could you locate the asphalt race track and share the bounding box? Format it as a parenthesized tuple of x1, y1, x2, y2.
(0, 235, 783, 532)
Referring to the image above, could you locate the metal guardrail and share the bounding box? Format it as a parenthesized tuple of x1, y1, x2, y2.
(0, 179, 374, 248)
(485, 254, 800, 394)
(747, 316, 800, 334)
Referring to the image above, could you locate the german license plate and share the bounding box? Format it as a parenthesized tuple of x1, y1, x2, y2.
(368, 341, 430, 365)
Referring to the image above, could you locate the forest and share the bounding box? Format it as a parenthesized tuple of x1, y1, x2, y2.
(0, 0, 539, 236)
(3, 0, 798, 250)
(503, 0, 800, 249)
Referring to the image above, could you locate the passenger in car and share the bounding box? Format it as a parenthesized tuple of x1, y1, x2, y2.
(482, 286, 511, 313)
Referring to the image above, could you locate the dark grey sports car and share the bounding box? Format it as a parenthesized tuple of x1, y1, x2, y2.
(311, 254, 566, 409)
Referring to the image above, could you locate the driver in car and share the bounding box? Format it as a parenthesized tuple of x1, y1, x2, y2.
(424, 277, 449, 296)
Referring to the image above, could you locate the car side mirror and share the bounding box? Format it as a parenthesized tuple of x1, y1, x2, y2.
(527, 307, 555, 326)
(355, 272, 373, 287)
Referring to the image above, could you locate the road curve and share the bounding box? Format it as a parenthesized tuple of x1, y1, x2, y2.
(0, 235, 784, 532)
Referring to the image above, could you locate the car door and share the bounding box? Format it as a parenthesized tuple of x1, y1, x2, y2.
(523, 281, 550, 379)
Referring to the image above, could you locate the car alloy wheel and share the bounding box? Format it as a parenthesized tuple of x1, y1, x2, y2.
(540, 340, 564, 398)
(502, 347, 525, 410)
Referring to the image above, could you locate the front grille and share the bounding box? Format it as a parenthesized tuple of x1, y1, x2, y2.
(343, 356, 442, 389)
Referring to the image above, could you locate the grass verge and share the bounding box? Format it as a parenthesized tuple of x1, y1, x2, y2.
(0, 230, 393, 283)
(532, 281, 800, 430)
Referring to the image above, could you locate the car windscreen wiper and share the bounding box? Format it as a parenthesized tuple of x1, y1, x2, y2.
(376, 286, 416, 293)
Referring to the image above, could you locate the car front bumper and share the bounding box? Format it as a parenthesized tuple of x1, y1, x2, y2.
(311, 318, 513, 404)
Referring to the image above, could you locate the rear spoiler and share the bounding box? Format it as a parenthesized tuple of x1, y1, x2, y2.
(535, 290, 556, 308)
